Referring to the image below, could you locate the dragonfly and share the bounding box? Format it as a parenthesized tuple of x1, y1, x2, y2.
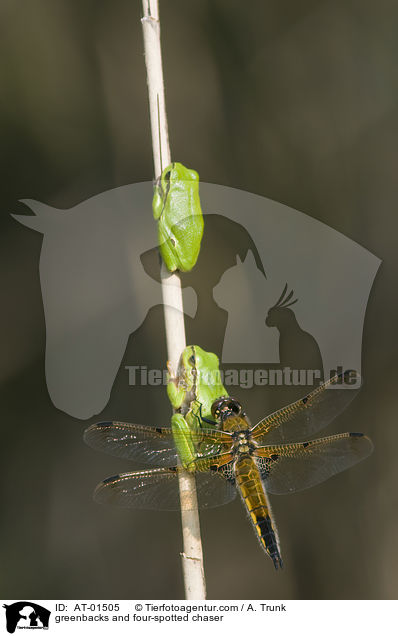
(84, 370, 373, 569)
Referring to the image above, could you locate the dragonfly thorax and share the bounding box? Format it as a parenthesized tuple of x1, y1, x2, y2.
(232, 430, 255, 456)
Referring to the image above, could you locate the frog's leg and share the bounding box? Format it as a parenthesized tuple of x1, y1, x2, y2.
(171, 414, 197, 471)
(166, 361, 186, 410)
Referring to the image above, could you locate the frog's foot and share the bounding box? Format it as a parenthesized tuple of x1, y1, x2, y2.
(167, 374, 186, 410)
(166, 360, 174, 378)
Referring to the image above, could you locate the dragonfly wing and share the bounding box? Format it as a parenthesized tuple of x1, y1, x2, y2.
(84, 422, 233, 466)
(189, 428, 233, 456)
(84, 421, 179, 466)
(251, 370, 361, 444)
(254, 432, 373, 495)
(188, 451, 235, 473)
(94, 465, 237, 511)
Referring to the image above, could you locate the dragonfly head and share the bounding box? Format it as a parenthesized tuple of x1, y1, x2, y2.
(211, 396, 243, 422)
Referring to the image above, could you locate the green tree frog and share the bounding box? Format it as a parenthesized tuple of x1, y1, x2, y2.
(152, 162, 204, 272)
(167, 345, 228, 468)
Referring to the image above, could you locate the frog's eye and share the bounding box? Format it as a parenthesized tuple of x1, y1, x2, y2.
(163, 169, 171, 181)
(188, 354, 195, 365)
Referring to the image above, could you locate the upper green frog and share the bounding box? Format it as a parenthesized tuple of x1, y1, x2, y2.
(167, 345, 228, 468)
(152, 162, 204, 272)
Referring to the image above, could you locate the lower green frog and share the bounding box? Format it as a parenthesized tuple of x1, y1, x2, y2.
(167, 345, 228, 467)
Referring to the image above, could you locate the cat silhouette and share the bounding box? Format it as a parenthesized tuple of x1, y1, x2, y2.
(213, 250, 279, 363)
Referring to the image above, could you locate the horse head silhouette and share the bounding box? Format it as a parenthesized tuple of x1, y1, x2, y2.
(11, 187, 196, 419)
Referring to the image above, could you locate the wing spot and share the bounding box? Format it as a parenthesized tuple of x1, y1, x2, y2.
(103, 474, 119, 484)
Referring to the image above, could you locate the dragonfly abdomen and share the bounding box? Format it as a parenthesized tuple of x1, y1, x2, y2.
(235, 456, 283, 570)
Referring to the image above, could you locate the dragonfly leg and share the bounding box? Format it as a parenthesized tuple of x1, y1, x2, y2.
(191, 399, 217, 428)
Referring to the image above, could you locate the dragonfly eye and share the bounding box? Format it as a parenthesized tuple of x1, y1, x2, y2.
(211, 397, 242, 419)
(211, 398, 225, 419)
(228, 399, 242, 416)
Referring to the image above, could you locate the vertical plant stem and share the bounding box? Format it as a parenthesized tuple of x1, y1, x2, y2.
(141, 0, 206, 599)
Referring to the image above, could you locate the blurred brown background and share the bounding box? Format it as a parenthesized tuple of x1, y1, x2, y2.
(0, 0, 397, 599)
